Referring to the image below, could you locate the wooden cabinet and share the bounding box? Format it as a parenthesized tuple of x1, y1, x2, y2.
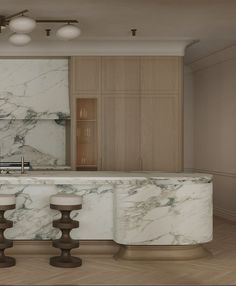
(141, 97, 181, 171)
(71, 57, 101, 95)
(101, 57, 140, 171)
(102, 57, 140, 94)
(140, 56, 183, 171)
(141, 57, 181, 94)
(102, 96, 140, 171)
(70, 56, 183, 172)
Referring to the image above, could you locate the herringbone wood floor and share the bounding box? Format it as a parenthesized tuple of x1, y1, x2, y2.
(1, 217, 236, 285)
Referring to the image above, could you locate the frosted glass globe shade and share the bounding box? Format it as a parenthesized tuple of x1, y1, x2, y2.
(9, 16, 36, 33)
(9, 33, 32, 46)
(56, 24, 81, 40)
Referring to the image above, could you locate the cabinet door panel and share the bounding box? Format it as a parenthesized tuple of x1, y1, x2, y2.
(141, 96, 181, 171)
(71, 57, 100, 94)
(102, 57, 140, 94)
(141, 57, 181, 95)
(102, 97, 140, 171)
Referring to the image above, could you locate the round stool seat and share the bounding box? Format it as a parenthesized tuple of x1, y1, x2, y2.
(50, 194, 82, 206)
(0, 195, 15, 206)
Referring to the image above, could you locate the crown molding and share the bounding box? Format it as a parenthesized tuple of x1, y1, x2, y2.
(189, 44, 236, 72)
(0, 39, 193, 56)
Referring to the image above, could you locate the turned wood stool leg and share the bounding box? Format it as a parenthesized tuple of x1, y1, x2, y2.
(0, 205, 16, 268)
(50, 203, 82, 268)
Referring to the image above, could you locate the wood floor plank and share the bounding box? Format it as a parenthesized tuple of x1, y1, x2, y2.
(1, 217, 236, 285)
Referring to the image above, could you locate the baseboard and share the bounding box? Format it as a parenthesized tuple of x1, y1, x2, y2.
(6, 240, 119, 256)
(214, 206, 236, 223)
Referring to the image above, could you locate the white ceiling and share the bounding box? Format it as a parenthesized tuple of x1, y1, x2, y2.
(0, 0, 236, 62)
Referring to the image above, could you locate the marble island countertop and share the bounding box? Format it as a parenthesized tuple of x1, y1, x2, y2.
(0, 170, 213, 245)
(0, 171, 213, 185)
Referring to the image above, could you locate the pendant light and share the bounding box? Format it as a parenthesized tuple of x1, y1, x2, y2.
(0, 10, 81, 46)
(8, 33, 32, 46)
(9, 15, 36, 33)
(56, 23, 81, 40)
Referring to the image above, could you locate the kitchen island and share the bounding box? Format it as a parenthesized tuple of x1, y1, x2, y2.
(0, 171, 213, 259)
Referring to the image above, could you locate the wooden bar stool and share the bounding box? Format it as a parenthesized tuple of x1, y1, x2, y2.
(0, 194, 16, 268)
(50, 194, 82, 268)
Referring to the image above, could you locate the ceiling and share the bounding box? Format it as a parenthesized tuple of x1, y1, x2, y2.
(0, 0, 236, 62)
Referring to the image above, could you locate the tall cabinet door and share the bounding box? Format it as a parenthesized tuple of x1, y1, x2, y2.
(102, 97, 140, 171)
(140, 57, 183, 171)
(101, 57, 140, 171)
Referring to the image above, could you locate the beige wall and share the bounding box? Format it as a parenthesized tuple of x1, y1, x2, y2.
(186, 46, 236, 221)
(184, 66, 194, 170)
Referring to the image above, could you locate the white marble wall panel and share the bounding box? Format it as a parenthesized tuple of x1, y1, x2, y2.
(0, 59, 69, 119)
(0, 119, 66, 166)
(0, 59, 69, 166)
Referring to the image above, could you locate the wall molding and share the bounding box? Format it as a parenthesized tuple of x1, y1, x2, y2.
(189, 44, 236, 72)
(194, 168, 236, 179)
(185, 168, 236, 222)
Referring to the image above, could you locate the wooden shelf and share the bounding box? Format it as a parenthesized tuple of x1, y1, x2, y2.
(77, 165, 97, 167)
(77, 120, 97, 122)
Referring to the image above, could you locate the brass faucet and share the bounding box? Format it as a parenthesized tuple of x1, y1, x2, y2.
(21, 156, 25, 174)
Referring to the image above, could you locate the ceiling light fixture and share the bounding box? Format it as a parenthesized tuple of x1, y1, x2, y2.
(0, 9, 80, 46)
(9, 16, 36, 33)
(9, 33, 31, 46)
(56, 23, 81, 40)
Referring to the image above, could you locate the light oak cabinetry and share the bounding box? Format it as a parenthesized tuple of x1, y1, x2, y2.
(76, 99, 98, 170)
(70, 56, 183, 172)
(70, 57, 101, 170)
(71, 57, 101, 95)
(102, 96, 140, 171)
(102, 57, 140, 94)
(140, 57, 180, 94)
(101, 57, 140, 171)
(140, 57, 183, 171)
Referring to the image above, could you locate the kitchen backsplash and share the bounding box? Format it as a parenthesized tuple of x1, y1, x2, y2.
(0, 59, 69, 167)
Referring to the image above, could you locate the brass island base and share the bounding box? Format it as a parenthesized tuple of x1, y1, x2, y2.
(114, 244, 211, 260)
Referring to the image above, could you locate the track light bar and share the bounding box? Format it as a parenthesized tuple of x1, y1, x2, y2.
(1, 9, 78, 27)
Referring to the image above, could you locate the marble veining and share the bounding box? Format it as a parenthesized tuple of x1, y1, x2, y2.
(0, 172, 213, 245)
(0, 59, 69, 167)
(114, 178, 213, 245)
(0, 119, 66, 166)
(0, 59, 69, 119)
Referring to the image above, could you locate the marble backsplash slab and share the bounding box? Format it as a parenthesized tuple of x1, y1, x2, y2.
(0, 59, 70, 167)
(0, 59, 69, 120)
(0, 119, 66, 166)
